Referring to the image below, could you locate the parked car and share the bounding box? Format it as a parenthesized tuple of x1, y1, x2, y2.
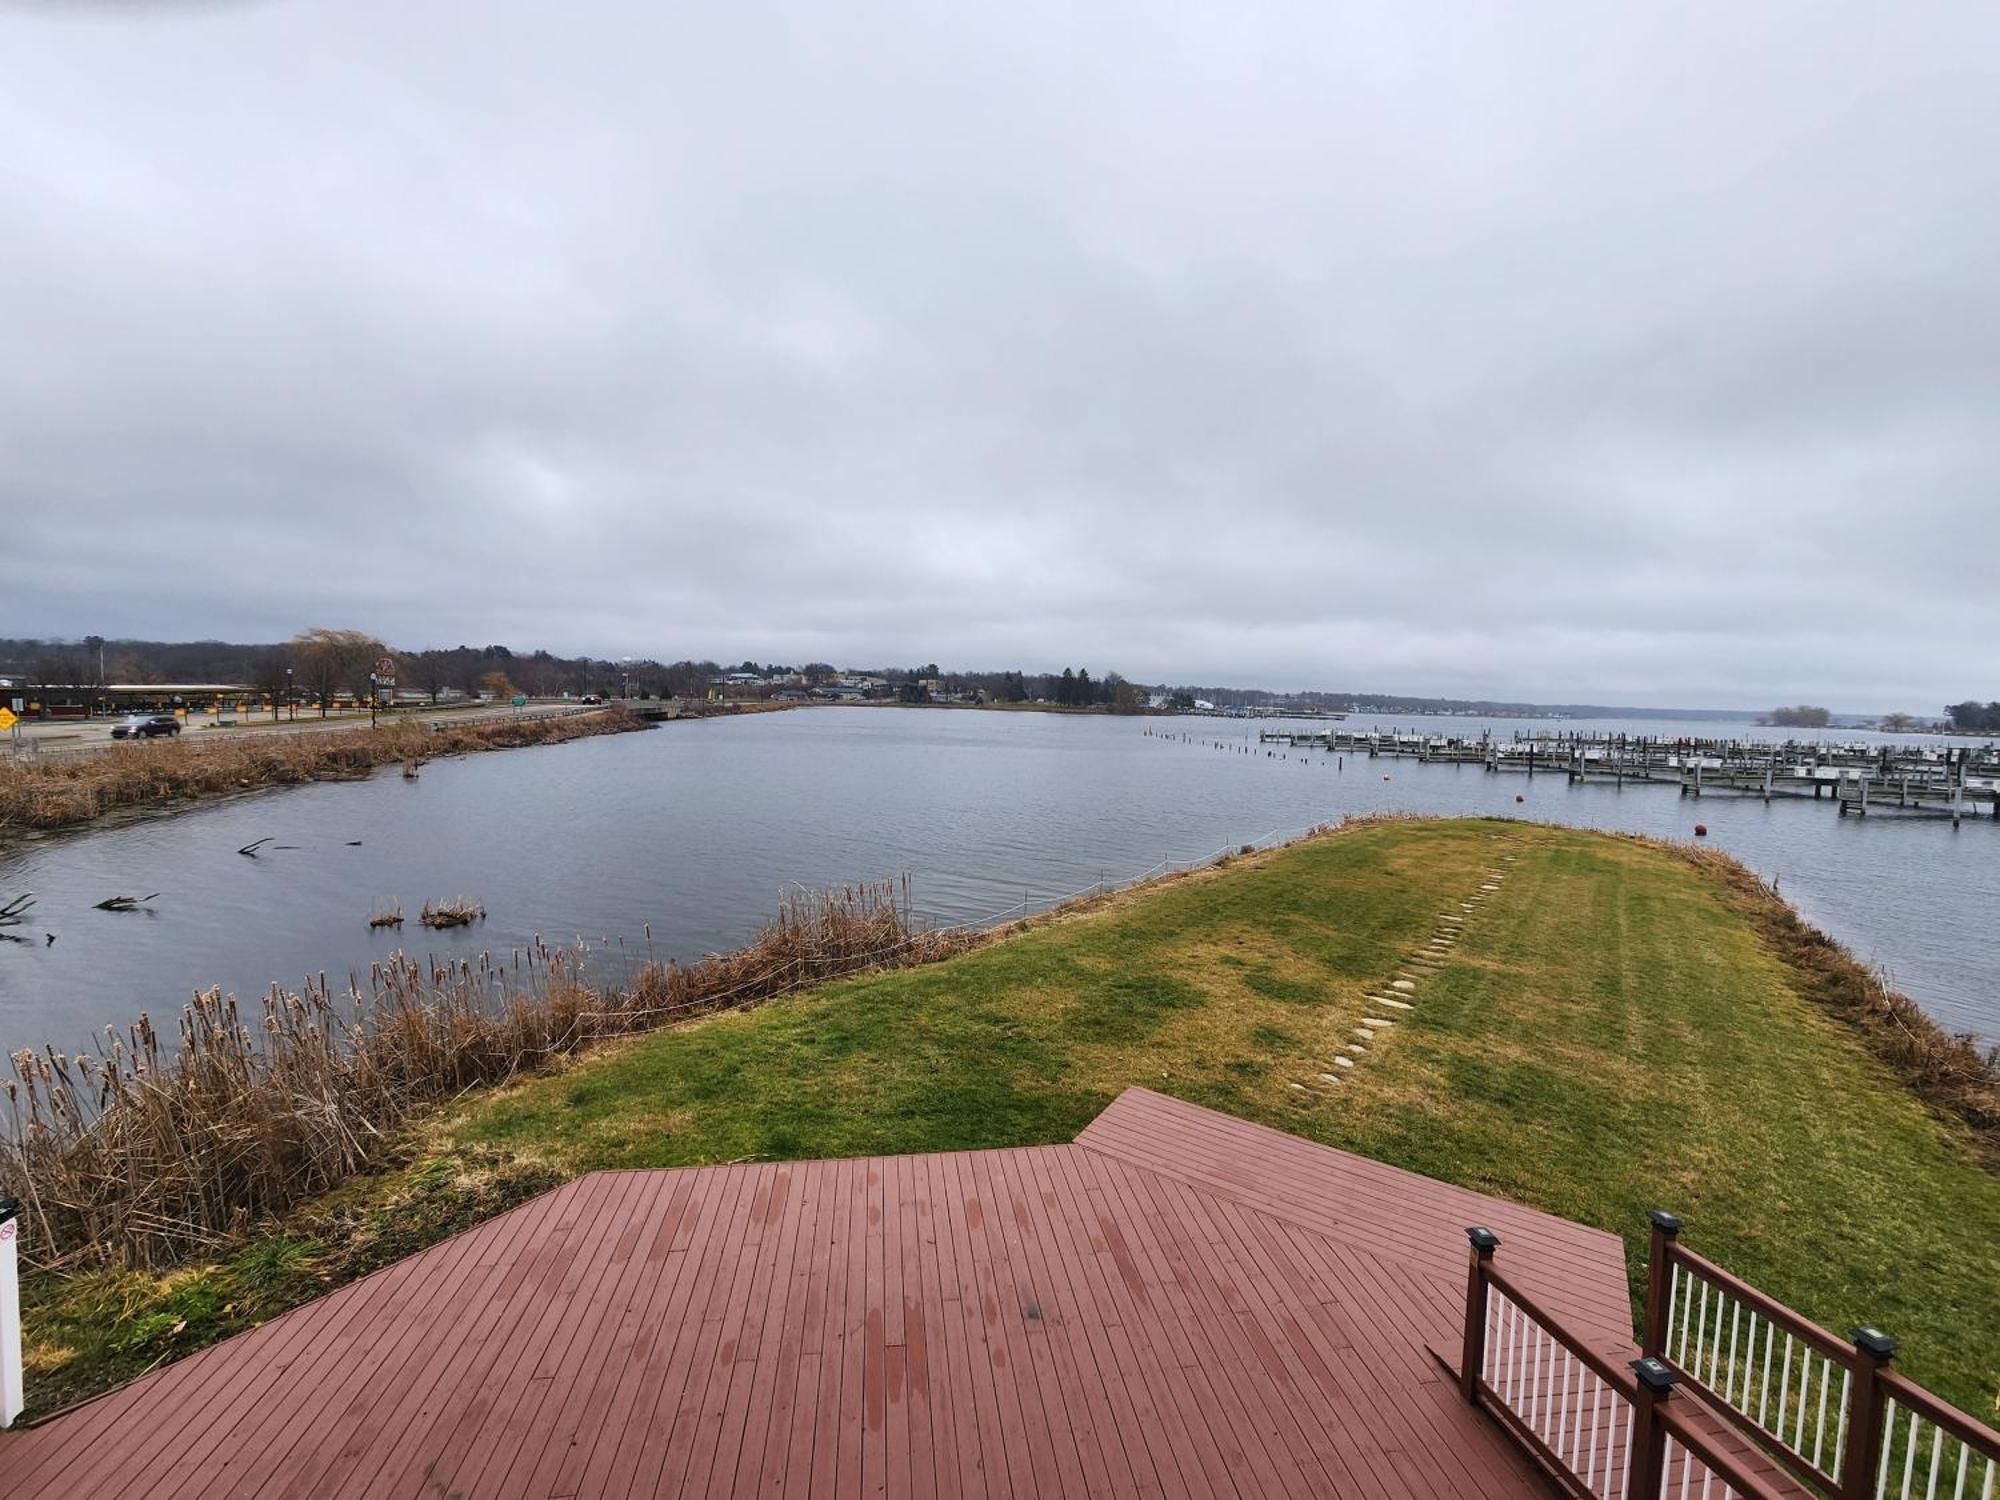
(111, 714, 181, 739)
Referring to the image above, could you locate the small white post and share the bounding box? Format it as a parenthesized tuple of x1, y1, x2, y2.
(0, 1196, 21, 1426)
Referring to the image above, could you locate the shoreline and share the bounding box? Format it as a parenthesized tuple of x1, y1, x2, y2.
(0, 706, 655, 840)
(6, 815, 1993, 1420)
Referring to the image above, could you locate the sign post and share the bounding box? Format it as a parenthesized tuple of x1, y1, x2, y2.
(371, 656, 397, 728)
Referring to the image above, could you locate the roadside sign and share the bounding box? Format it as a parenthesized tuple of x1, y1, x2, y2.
(373, 656, 397, 680)
(511, 694, 528, 708)
(0, 709, 15, 732)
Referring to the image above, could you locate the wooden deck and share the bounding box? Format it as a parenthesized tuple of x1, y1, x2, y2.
(5, 1089, 1644, 1497)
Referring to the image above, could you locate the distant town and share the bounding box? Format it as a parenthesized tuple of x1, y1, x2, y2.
(0, 632, 1991, 731)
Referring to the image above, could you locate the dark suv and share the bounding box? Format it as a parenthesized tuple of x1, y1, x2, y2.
(111, 714, 181, 739)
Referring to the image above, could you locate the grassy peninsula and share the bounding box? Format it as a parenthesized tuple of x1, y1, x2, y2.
(20, 819, 1997, 1420)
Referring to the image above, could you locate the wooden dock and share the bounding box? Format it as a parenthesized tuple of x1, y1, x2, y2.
(1249, 727, 2000, 823)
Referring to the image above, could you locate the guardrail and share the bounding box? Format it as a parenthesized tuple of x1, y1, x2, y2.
(1460, 1217, 1998, 1500)
(1462, 1227, 1793, 1498)
(1647, 1210, 1996, 1499)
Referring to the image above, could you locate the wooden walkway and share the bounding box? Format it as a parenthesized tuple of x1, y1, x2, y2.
(4, 1090, 1642, 1497)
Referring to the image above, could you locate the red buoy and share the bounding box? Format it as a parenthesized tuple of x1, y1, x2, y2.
(1694, 824, 1708, 837)
(1514, 794, 1524, 803)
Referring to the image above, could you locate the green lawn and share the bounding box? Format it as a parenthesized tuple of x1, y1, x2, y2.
(25, 818, 1997, 1418)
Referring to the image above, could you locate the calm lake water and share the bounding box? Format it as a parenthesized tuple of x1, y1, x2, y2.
(1, 706, 1995, 1056)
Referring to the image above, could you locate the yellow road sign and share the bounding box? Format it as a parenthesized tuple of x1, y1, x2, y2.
(0, 708, 16, 731)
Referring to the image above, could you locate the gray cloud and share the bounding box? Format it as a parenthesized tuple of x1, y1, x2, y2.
(2, 0, 1995, 708)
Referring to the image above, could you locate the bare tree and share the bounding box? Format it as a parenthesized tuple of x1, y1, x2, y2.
(410, 651, 452, 705)
(291, 628, 385, 717)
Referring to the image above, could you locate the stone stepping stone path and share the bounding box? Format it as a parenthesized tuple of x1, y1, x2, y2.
(1290, 836, 1523, 1102)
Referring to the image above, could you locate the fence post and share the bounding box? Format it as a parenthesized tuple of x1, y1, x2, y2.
(1839, 1327, 1896, 1500)
(1627, 1356, 1677, 1498)
(0, 1195, 21, 1427)
(1642, 1209, 1682, 1358)
(1461, 1227, 1500, 1404)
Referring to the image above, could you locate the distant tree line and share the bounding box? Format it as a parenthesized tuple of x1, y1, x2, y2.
(1765, 705, 1833, 728)
(0, 634, 738, 713)
(28, 634, 1853, 724)
(873, 664, 1142, 712)
(1944, 701, 2000, 732)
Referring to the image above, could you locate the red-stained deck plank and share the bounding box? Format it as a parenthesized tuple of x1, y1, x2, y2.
(424, 1170, 647, 1499)
(9, 1089, 1613, 1497)
(1078, 1086, 1635, 1349)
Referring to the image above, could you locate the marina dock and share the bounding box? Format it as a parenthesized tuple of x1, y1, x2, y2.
(1251, 727, 2000, 823)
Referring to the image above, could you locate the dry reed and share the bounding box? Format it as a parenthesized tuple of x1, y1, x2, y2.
(0, 879, 977, 1270)
(0, 709, 647, 835)
(418, 899, 484, 929)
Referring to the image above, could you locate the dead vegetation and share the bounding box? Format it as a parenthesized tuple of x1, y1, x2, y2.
(0, 879, 979, 1270)
(418, 899, 484, 929)
(0, 708, 648, 836)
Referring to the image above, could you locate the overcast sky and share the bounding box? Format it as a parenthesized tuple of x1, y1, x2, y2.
(2, 2, 1995, 708)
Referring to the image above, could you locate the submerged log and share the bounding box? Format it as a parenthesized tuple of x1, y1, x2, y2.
(94, 893, 161, 912)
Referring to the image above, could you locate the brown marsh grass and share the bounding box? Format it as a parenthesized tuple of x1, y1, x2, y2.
(0, 879, 977, 1269)
(0, 708, 647, 835)
(418, 898, 484, 929)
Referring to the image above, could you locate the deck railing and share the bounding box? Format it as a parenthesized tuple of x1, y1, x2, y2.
(1874, 1370, 1999, 1500)
(1461, 1218, 1999, 1500)
(1644, 1211, 1869, 1494)
(1462, 1227, 1793, 1499)
(1643, 1211, 1997, 1500)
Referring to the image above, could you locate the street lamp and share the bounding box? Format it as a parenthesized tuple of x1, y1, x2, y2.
(285, 667, 293, 721)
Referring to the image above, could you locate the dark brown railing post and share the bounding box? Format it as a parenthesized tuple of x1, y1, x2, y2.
(1461, 1226, 1500, 1403)
(1642, 1209, 1682, 1358)
(1627, 1356, 1678, 1497)
(1839, 1326, 1896, 1500)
